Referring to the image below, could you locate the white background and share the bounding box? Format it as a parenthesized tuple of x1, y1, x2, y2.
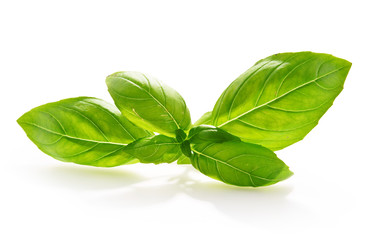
(1, 0, 364, 239)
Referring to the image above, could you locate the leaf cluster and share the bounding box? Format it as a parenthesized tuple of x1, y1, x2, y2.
(17, 52, 351, 187)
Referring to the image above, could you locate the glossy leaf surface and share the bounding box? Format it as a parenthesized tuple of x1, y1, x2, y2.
(17, 97, 152, 167)
(191, 141, 293, 187)
(106, 71, 191, 137)
(212, 52, 351, 150)
(188, 125, 240, 144)
(124, 135, 181, 164)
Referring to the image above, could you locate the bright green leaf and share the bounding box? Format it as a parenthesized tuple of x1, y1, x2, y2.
(176, 154, 191, 165)
(106, 71, 191, 137)
(193, 111, 212, 127)
(212, 52, 351, 150)
(124, 135, 181, 164)
(17, 97, 152, 167)
(191, 141, 293, 187)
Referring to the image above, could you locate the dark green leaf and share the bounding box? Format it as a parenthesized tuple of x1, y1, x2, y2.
(180, 140, 192, 158)
(175, 129, 187, 143)
(17, 97, 152, 167)
(212, 52, 351, 150)
(188, 125, 240, 144)
(124, 135, 181, 164)
(106, 71, 191, 137)
(191, 141, 293, 187)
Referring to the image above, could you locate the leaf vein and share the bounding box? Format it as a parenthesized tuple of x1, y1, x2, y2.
(58, 106, 110, 141)
(219, 66, 346, 128)
(227, 61, 271, 119)
(19, 122, 126, 146)
(192, 147, 275, 181)
(80, 99, 138, 141)
(120, 75, 180, 129)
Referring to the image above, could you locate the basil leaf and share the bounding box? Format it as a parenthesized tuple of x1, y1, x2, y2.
(212, 52, 351, 150)
(190, 141, 293, 187)
(193, 111, 212, 127)
(106, 71, 191, 137)
(175, 129, 187, 143)
(188, 125, 240, 144)
(124, 135, 181, 164)
(17, 97, 152, 167)
(180, 140, 192, 158)
(176, 154, 191, 165)
(178, 126, 239, 164)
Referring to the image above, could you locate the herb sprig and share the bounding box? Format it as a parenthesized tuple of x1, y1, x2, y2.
(18, 52, 351, 187)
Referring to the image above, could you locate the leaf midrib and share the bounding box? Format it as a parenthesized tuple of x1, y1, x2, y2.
(218, 66, 346, 128)
(116, 75, 180, 129)
(19, 121, 126, 146)
(80, 99, 138, 140)
(191, 146, 278, 181)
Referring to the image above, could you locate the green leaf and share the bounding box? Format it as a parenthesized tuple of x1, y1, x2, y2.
(175, 129, 187, 143)
(124, 135, 181, 164)
(180, 140, 192, 158)
(106, 71, 191, 137)
(17, 97, 152, 167)
(190, 141, 293, 187)
(188, 125, 240, 144)
(176, 154, 191, 165)
(193, 111, 212, 127)
(212, 52, 351, 150)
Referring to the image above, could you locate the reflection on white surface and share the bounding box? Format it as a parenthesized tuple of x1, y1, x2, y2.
(36, 164, 312, 226)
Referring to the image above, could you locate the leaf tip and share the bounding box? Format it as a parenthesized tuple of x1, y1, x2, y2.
(278, 166, 294, 181)
(16, 112, 27, 128)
